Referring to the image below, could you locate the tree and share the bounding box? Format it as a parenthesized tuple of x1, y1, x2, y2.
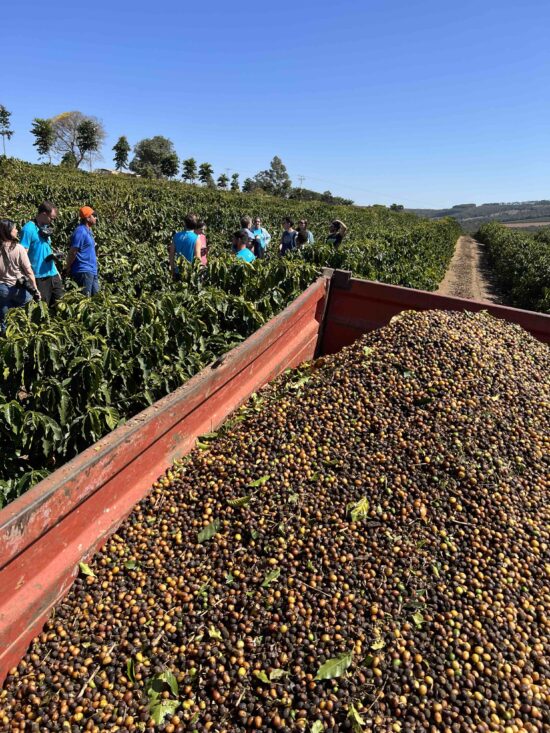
(129, 136, 179, 178)
(250, 156, 292, 198)
(390, 203, 404, 211)
(60, 151, 78, 168)
(217, 173, 229, 189)
(50, 111, 106, 168)
(287, 187, 353, 205)
(230, 173, 240, 191)
(0, 105, 14, 156)
(112, 136, 131, 170)
(198, 162, 215, 187)
(31, 118, 55, 163)
(242, 177, 256, 193)
(76, 119, 103, 171)
(182, 157, 197, 184)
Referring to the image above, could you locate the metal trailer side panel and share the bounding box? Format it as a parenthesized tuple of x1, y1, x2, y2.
(0, 278, 328, 683)
(321, 273, 550, 354)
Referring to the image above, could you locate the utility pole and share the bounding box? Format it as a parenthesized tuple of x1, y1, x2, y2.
(297, 175, 305, 200)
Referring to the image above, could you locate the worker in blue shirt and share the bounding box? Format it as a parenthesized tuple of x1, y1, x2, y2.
(251, 217, 271, 259)
(170, 213, 201, 276)
(20, 201, 64, 306)
(65, 206, 100, 296)
(234, 230, 256, 263)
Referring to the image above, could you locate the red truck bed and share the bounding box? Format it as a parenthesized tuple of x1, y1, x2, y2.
(1, 270, 549, 682)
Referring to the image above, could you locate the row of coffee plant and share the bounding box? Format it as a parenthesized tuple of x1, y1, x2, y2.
(0, 158, 460, 505)
(476, 222, 550, 314)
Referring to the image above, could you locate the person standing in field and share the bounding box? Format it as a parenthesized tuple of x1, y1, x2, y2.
(0, 219, 41, 333)
(65, 206, 100, 296)
(296, 229, 309, 248)
(280, 217, 298, 255)
(327, 219, 347, 247)
(233, 230, 256, 263)
(20, 201, 64, 306)
(240, 216, 255, 245)
(194, 219, 208, 266)
(297, 219, 314, 245)
(170, 213, 201, 276)
(250, 217, 271, 259)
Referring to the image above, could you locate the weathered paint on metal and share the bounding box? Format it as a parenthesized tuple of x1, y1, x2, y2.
(321, 276, 550, 354)
(0, 278, 328, 683)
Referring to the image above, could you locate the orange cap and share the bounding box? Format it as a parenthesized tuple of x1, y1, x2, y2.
(79, 206, 94, 219)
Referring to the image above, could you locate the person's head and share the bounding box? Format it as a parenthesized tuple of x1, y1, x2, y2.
(232, 229, 249, 250)
(184, 213, 198, 230)
(0, 219, 18, 245)
(282, 217, 294, 231)
(253, 216, 262, 229)
(297, 219, 308, 231)
(194, 219, 206, 234)
(240, 216, 252, 229)
(79, 206, 97, 227)
(329, 219, 344, 234)
(296, 230, 308, 246)
(36, 201, 58, 227)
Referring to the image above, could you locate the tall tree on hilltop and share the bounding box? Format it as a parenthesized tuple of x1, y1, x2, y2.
(182, 157, 198, 184)
(76, 119, 103, 171)
(129, 136, 179, 178)
(217, 173, 229, 189)
(31, 118, 55, 163)
(198, 162, 215, 187)
(113, 136, 131, 170)
(251, 156, 292, 198)
(49, 111, 106, 168)
(0, 105, 14, 156)
(230, 172, 240, 191)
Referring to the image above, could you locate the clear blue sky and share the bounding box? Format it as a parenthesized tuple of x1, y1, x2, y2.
(3, 0, 550, 208)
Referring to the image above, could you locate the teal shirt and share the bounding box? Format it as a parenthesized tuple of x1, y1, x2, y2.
(20, 221, 58, 278)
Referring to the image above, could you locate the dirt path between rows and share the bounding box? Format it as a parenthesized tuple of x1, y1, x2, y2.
(437, 235, 500, 302)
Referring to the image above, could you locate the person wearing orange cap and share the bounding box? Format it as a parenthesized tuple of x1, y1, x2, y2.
(65, 206, 100, 295)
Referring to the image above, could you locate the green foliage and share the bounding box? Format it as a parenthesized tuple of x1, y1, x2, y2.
(476, 222, 550, 313)
(49, 111, 106, 168)
(112, 136, 131, 171)
(289, 187, 354, 206)
(0, 104, 14, 155)
(129, 136, 179, 178)
(182, 157, 197, 184)
(198, 162, 215, 187)
(0, 158, 460, 506)
(217, 173, 229, 189)
(247, 156, 292, 197)
(31, 119, 55, 162)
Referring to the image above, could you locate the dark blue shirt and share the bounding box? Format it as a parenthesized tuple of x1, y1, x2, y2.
(70, 224, 98, 275)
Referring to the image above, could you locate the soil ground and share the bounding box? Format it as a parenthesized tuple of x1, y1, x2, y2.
(437, 235, 500, 302)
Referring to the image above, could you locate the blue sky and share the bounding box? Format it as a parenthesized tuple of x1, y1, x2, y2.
(3, 0, 550, 208)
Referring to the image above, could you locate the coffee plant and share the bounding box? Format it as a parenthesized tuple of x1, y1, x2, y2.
(476, 222, 550, 313)
(0, 159, 460, 506)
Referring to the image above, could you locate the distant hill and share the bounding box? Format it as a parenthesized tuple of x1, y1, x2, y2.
(407, 200, 550, 232)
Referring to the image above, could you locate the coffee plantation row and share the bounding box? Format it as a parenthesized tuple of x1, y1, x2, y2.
(0, 158, 460, 506)
(476, 222, 550, 314)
